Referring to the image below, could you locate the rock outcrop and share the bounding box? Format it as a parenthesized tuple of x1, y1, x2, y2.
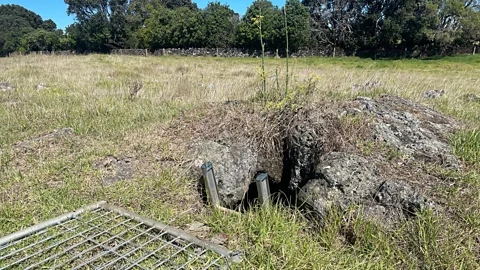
(350, 96, 459, 168)
(299, 152, 432, 223)
(185, 95, 460, 224)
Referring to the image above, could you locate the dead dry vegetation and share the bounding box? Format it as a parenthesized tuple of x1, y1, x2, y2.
(0, 54, 480, 269)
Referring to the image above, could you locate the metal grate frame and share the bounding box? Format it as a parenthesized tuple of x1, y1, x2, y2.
(0, 201, 238, 269)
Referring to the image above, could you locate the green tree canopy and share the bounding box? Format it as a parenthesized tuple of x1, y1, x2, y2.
(303, 0, 361, 54)
(41, 19, 58, 31)
(236, 0, 284, 51)
(285, 0, 311, 51)
(160, 0, 198, 9)
(203, 2, 239, 48)
(65, 0, 130, 51)
(137, 4, 205, 49)
(439, 0, 480, 47)
(20, 29, 62, 52)
(0, 4, 59, 55)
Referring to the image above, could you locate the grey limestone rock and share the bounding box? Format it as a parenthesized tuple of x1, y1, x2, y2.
(299, 152, 432, 223)
(353, 95, 459, 168)
(190, 140, 257, 207)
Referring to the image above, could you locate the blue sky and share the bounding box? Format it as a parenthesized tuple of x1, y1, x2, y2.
(0, 0, 286, 30)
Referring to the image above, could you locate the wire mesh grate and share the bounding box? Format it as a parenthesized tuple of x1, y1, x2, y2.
(0, 202, 234, 269)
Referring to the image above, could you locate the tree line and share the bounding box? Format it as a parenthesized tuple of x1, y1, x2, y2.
(1, 0, 479, 57)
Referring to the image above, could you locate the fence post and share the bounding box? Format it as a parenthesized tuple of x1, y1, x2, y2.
(255, 173, 270, 209)
(202, 162, 220, 208)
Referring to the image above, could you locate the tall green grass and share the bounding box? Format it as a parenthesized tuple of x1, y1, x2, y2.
(453, 129, 480, 164)
(208, 204, 479, 269)
(299, 54, 480, 70)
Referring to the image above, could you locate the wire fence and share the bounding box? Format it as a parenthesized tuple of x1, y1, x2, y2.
(0, 202, 235, 269)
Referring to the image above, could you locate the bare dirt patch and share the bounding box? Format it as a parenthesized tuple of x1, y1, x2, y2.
(93, 155, 137, 185)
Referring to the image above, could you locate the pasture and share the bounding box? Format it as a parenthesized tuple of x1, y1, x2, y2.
(1, 54, 479, 269)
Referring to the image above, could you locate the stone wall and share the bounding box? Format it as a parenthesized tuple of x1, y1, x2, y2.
(152, 48, 253, 57)
(111, 49, 148, 56)
(112, 48, 337, 58)
(14, 46, 475, 58)
(8, 51, 76, 57)
(2, 47, 358, 58)
(291, 49, 342, 57)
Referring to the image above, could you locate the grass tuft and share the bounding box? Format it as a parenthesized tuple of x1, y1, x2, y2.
(453, 129, 480, 164)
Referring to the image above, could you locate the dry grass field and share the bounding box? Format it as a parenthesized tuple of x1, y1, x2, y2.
(1, 54, 480, 269)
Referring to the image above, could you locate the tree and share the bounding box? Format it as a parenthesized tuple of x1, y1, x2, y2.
(41, 19, 57, 31)
(126, 0, 196, 27)
(168, 7, 206, 47)
(349, 1, 390, 54)
(203, 2, 238, 48)
(160, 0, 198, 9)
(62, 23, 83, 50)
(64, 0, 130, 51)
(438, 0, 480, 52)
(457, 1, 480, 53)
(284, 0, 311, 51)
(346, 0, 460, 56)
(3, 0, 479, 56)
(137, 4, 205, 49)
(20, 29, 62, 52)
(0, 4, 43, 29)
(303, 0, 361, 56)
(392, 0, 440, 54)
(236, 0, 284, 51)
(0, 4, 59, 55)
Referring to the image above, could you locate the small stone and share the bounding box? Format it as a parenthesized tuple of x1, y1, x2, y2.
(186, 221, 210, 238)
(463, 93, 480, 103)
(15, 128, 74, 148)
(355, 96, 373, 102)
(350, 81, 381, 92)
(36, 83, 49, 91)
(340, 108, 362, 117)
(423, 90, 445, 99)
(0, 82, 15, 92)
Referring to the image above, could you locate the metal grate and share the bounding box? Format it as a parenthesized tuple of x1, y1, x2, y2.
(0, 202, 236, 269)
